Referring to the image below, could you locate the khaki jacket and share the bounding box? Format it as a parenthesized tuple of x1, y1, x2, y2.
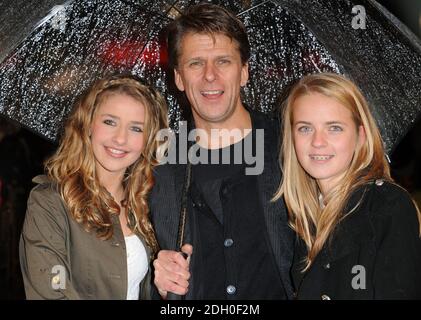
(19, 175, 152, 300)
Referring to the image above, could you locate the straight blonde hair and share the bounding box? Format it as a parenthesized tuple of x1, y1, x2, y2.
(273, 73, 421, 270)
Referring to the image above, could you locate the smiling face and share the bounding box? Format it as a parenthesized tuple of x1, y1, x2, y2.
(174, 32, 249, 129)
(292, 92, 366, 195)
(90, 93, 146, 184)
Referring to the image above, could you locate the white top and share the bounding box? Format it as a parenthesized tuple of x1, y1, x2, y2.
(124, 234, 148, 300)
(318, 193, 326, 209)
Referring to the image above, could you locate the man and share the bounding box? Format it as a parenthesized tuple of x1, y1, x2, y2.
(150, 3, 293, 299)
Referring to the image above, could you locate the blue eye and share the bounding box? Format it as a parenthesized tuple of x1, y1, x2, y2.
(329, 125, 343, 132)
(298, 126, 312, 133)
(103, 119, 115, 126)
(131, 126, 143, 133)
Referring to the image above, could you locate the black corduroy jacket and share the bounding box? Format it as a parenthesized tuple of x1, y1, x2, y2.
(292, 181, 421, 300)
(150, 109, 294, 299)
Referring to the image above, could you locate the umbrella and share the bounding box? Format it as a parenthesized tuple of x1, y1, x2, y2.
(0, 0, 420, 155)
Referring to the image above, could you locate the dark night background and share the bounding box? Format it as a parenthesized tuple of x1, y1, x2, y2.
(0, 1, 420, 299)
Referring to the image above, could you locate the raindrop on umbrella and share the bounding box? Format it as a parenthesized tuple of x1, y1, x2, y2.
(0, 0, 420, 155)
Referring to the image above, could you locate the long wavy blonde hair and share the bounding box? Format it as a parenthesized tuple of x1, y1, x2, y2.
(45, 74, 168, 255)
(274, 73, 401, 270)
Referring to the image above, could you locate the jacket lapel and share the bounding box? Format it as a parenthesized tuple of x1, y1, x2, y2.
(254, 112, 294, 296)
(151, 163, 186, 250)
(318, 186, 373, 265)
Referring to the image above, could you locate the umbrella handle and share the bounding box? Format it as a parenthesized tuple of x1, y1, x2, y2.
(166, 292, 184, 300)
(165, 252, 188, 300)
(166, 146, 192, 301)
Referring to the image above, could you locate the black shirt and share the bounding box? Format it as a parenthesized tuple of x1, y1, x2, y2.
(190, 131, 285, 299)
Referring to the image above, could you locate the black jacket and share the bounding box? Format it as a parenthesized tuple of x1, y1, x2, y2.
(150, 110, 294, 299)
(292, 180, 421, 300)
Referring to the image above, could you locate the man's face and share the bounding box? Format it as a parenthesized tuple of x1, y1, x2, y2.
(174, 32, 249, 129)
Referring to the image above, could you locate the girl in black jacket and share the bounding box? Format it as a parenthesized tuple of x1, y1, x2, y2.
(274, 73, 421, 299)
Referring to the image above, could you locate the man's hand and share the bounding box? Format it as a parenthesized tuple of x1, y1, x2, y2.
(153, 244, 193, 299)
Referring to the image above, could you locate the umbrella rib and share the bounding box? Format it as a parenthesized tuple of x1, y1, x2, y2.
(237, 0, 270, 16)
(308, 55, 322, 73)
(133, 0, 186, 68)
(119, 0, 170, 21)
(161, 0, 187, 19)
(34, 0, 74, 30)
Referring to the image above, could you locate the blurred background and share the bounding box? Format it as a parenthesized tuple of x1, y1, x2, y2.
(0, 0, 420, 299)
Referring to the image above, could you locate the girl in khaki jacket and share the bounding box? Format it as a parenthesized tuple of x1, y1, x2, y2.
(19, 74, 168, 299)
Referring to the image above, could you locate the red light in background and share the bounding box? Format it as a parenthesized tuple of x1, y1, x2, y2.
(98, 38, 167, 68)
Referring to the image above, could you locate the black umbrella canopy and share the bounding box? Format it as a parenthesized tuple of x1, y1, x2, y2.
(0, 0, 339, 141)
(0, 0, 420, 155)
(0, 0, 175, 140)
(0, 0, 68, 62)
(274, 0, 421, 155)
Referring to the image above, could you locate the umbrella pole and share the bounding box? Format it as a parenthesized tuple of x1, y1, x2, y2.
(166, 161, 192, 300)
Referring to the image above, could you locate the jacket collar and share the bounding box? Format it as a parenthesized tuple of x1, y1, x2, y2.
(252, 111, 294, 295)
(323, 185, 374, 264)
(299, 185, 374, 268)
